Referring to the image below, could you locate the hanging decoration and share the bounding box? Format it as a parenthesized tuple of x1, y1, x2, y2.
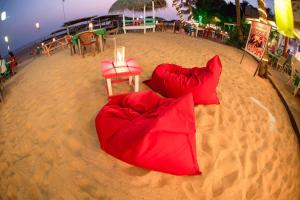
(172, 0, 195, 24)
(172, 0, 185, 23)
(274, 0, 295, 38)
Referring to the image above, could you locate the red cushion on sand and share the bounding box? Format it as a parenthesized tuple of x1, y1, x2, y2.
(95, 91, 201, 176)
(144, 55, 222, 105)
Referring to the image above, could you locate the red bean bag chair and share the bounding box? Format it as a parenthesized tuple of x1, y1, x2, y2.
(144, 55, 222, 105)
(95, 91, 201, 176)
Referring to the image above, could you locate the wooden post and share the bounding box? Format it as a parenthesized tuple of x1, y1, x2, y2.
(283, 36, 289, 56)
(257, 0, 269, 78)
(78, 39, 82, 55)
(152, 1, 155, 20)
(144, 4, 146, 34)
(133, 9, 135, 22)
(253, 58, 263, 77)
(123, 14, 126, 34)
(152, 0, 155, 32)
(240, 50, 246, 64)
(113, 38, 117, 63)
(134, 75, 139, 92)
(106, 79, 113, 96)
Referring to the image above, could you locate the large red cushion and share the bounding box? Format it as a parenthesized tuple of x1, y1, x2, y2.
(144, 55, 222, 105)
(95, 91, 201, 176)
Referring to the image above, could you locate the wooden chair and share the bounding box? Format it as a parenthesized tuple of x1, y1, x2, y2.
(0, 75, 5, 103)
(107, 27, 119, 35)
(294, 80, 300, 96)
(78, 32, 98, 58)
(288, 57, 300, 96)
(173, 21, 183, 33)
(156, 22, 166, 32)
(42, 36, 68, 56)
(65, 35, 76, 55)
(0, 84, 3, 103)
(276, 56, 287, 72)
(195, 26, 205, 37)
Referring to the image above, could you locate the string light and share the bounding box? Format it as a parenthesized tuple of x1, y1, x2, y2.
(35, 22, 40, 29)
(4, 36, 8, 43)
(88, 22, 93, 30)
(1, 11, 6, 21)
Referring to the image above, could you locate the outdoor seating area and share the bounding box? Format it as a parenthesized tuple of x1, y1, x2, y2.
(271, 55, 300, 96)
(171, 20, 229, 42)
(267, 35, 300, 97)
(191, 24, 229, 42)
(40, 28, 106, 58)
(1, 32, 299, 199)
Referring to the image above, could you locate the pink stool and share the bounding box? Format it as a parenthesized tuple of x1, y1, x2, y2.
(101, 58, 142, 97)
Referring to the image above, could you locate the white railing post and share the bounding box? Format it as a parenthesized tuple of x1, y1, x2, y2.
(152, 1, 155, 18)
(133, 9, 135, 22)
(123, 14, 126, 34)
(152, 1, 155, 32)
(144, 4, 146, 34)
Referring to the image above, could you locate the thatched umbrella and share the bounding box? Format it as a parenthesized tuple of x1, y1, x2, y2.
(109, 0, 167, 12)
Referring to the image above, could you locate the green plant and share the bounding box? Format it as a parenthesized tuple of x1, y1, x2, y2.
(225, 18, 250, 48)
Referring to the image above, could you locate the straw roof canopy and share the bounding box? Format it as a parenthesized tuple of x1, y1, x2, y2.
(51, 28, 67, 35)
(63, 16, 97, 27)
(93, 14, 121, 21)
(109, 0, 167, 12)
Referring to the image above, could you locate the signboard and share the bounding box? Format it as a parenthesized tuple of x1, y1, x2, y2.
(245, 21, 271, 60)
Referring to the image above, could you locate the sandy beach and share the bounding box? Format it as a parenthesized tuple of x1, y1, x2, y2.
(0, 32, 299, 199)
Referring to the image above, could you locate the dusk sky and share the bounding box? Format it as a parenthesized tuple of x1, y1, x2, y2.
(0, 0, 274, 55)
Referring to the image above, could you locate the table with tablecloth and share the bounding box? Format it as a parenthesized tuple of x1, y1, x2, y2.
(72, 28, 106, 53)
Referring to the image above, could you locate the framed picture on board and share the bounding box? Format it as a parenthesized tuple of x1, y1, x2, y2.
(245, 21, 272, 60)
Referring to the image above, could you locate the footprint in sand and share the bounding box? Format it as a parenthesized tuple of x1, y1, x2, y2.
(65, 137, 83, 156)
(263, 161, 273, 173)
(221, 170, 239, 188)
(122, 166, 150, 176)
(246, 184, 258, 200)
(79, 182, 99, 199)
(246, 151, 258, 178)
(182, 182, 206, 200)
(212, 179, 225, 197)
(272, 187, 282, 199)
(205, 106, 216, 116)
(128, 171, 168, 188)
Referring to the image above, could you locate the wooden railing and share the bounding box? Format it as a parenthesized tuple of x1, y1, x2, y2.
(42, 36, 69, 56)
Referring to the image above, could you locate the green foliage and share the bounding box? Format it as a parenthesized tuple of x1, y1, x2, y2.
(193, 0, 236, 24)
(269, 30, 279, 42)
(225, 19, 251, 48)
